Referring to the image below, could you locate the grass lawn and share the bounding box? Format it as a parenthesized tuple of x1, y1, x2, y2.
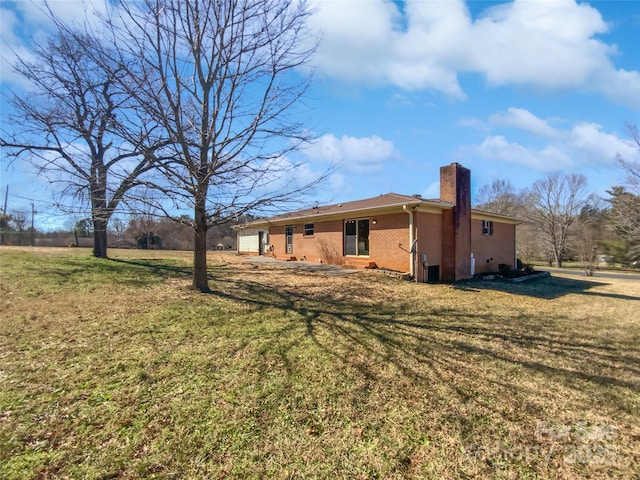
(0, 247, 638, 479)
(530, 260, 640, 274)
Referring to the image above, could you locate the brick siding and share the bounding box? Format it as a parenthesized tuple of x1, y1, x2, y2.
(471, 219, 516, 273)
(440, 163, 472, 281)
(268, 213, 414, 272)
(257, 164, 516, 281)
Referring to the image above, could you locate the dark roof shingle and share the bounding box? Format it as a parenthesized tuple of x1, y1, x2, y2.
(247, 193, 451, 225)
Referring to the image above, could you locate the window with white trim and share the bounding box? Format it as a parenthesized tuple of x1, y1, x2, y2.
(303, 223, 314, 236)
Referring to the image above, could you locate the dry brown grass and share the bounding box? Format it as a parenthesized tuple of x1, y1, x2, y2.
(1, 246, 638, 479)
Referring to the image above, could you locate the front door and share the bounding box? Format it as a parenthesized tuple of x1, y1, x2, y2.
(285, 225, 293, 254)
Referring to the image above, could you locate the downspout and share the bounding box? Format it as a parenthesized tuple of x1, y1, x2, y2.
(514, 223, 518, 269)
(403, 205, 415, 278)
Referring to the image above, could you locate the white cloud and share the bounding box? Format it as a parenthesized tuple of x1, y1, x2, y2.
(0, 6, 19, 45)
(327, 171, 345, 193)
(308, 0, 466, 97)
(421, 180, 440, 199)
(458, 117, 488, 132)
(12, 0, 112, 28)
(462, 107, 635, 172)
(5, 1, 637, 107)
(308, 1, 400, 84)
(595, 68, 640, 110)
(308, 0, 640, 109)
(489, 107, 560, 139)
(0, 6, 35, 85)
(568, 123, 637, 165)
(304, 133, 398, 173)
(3, 1, 638, 108)
(470, 135, 573, 172)
(242, 154, 328, 203)
(1, 1, 115, 89)
(469, 0, 611, 89)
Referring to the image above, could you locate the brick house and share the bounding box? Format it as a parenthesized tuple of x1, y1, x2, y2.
(235, 163, 520, 281)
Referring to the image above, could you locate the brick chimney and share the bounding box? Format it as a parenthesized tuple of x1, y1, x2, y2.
(440, 163, 472, 281)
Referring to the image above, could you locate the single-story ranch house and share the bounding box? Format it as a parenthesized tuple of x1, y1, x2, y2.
(235, 163, 520, 282)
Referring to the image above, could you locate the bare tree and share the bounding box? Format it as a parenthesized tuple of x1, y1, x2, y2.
(0, 8, 164, 258)
(8, 210, 28, 246)
(607, 125, 640, 261)
(474, 179, 522, 216)
(527, 173, 589, 267)
(112, 0, 321, 291)
(11, 211, 27, 234)
(474, 179, 544, 264)
(109, 217, 127, 238)
(0, 214, 11, 245)
(575, 202, 609, 275)
(607, 186, 640, 262)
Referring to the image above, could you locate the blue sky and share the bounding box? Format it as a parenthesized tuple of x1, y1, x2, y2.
(1, 0, 639, 229)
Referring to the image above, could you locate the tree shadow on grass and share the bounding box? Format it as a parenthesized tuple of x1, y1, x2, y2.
(454, 274, 640, 301)
(98, 257, 637, 473)
(16, 256, 194, 289)
(108, 257, 250, 289)
(108, 257, 193, 279)
(92, 257, 638, 406)
(207, 275, 639, 413)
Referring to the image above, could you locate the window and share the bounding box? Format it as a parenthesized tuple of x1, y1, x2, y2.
(303, 223, 314, 236)
(344, 219, 369, 256)
(482, 220, 494, 236)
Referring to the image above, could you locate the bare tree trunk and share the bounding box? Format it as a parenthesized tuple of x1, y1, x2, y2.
(93, 219, 108, 258)
(581, 246, 598, 276)
(192, 196, 209, 292)
(552, 240, 562, 267)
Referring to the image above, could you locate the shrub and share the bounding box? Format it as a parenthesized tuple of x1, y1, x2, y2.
(498, 263, 512, 276)
(135, 232, 161, 249)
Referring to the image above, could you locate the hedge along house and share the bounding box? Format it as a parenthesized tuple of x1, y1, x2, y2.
(235, 163, 520, 281)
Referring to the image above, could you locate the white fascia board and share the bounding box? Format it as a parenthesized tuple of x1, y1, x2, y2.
(471, 210, 522, 224)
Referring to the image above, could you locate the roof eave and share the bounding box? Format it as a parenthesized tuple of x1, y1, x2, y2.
(240, 199, 454, 228)
(471, 209, 522, 224)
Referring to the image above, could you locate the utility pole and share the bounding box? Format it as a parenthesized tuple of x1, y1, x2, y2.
(30, 202, 36, 246)
(1, 185, 7, 244)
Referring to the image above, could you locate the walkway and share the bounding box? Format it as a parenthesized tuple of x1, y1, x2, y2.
(243, 256, 361, 277)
